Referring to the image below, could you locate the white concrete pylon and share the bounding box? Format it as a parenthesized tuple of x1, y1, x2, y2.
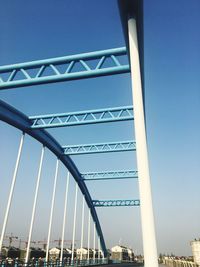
(128, 16, 158, 267)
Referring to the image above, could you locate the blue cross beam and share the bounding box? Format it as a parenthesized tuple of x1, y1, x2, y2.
(29, 106, 133, 129)
(63, 140, 136, 155)
(92, 199, 140, 207)
(0, 47, 130, 89)
(81, 170, 138, 181)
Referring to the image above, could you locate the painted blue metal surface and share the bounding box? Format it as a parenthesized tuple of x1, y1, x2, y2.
(0, 99, 107, 256)
(92, 199, 140, 207)
(82, 170, 138, 181)
(0, 47, 130, 89)
(63, 140, 136, 155)
(29, 106, 133, 129)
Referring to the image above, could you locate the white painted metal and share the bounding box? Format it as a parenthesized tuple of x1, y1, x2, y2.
(87, 209, 91, 261)
(98, 237, 100, 262)
(0, 133, 25, 253)
(45, 159, 59, 262)
(60, 172, 70, 262)
(80, 195, 85, 261)
(93, 223, 96, 262)
(71, 184, 78, 262)
(128, 16, 158, 267)
(25, 146, 45, 263)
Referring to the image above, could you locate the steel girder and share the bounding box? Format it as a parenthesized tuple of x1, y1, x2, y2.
(0, 47, 130, 89)
(29, 106, 133, 129)
(63, 140, 136, 155)
(82, 170, 138, 181)
(0, 99, 107, 256)
(93, 199, 140, 207)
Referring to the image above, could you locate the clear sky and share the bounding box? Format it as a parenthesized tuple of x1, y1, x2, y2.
(0, 0, 199, 256)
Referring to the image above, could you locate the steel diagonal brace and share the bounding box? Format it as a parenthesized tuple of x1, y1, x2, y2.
(29, 106, 133, 129)
(63, 140, 136, 155)
(0, 47, 130, 89)
(92, 199, 140, 207)
(82, 170, 138, 180)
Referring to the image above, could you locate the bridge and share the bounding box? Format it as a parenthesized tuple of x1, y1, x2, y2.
(0, 1, 184, 267)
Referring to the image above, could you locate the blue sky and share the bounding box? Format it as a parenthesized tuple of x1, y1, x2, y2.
(0, 0, 199, 256)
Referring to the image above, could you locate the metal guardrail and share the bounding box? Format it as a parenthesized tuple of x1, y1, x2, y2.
(163, 258, 199, 267)
(0, 258, 108, 267)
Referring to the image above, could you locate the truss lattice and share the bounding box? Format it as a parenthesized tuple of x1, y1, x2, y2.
(63, 140, 136, 155)
(30, 106, 133, 129)
(82, 170, 138, 180)
(92, 199, 140, 207)
(0, 47, 129, 89)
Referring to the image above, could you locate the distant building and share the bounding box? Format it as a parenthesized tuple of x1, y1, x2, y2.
(66, 248, 72, 256)
(191, 239, 200, 265)
(1, 246, 20, 259)
(107, 249, 111, 260)
(76, 248, 88, 260)
(111, 245, 134, 262)
(19, 247, 45, 261)
(76, 248, 95, 260)
(49, 247, 74, 261)
(127, 248, 134, 261)
(49, 247, 60, 260)
(92, 249, 99, 259)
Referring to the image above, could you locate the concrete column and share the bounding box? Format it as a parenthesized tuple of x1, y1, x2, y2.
(128, 16, 158, 267)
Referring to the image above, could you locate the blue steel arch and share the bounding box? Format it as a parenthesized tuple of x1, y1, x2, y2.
(0, 99, 107, 256)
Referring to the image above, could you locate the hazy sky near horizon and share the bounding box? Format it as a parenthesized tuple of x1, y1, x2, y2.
(0, 0, 199, 256)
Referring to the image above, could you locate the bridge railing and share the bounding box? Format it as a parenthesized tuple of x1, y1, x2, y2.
(0, 258, 108, 267)
(163, 257, 199, 267)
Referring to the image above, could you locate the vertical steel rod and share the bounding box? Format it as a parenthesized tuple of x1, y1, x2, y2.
(102, 249, 104, 260)
(80, 195, 85, 261)
(25, 146, 45, 264)
(71, 184, 78, 262)
(60, 172, 70, 263)
(93, 223, 96, 262)
(0, 133, 25, 253)
(45, 159, 59, 262)
(98, 237, 100, 262)
(128, 16, 158, 267)
(87, 209, 91, 262)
